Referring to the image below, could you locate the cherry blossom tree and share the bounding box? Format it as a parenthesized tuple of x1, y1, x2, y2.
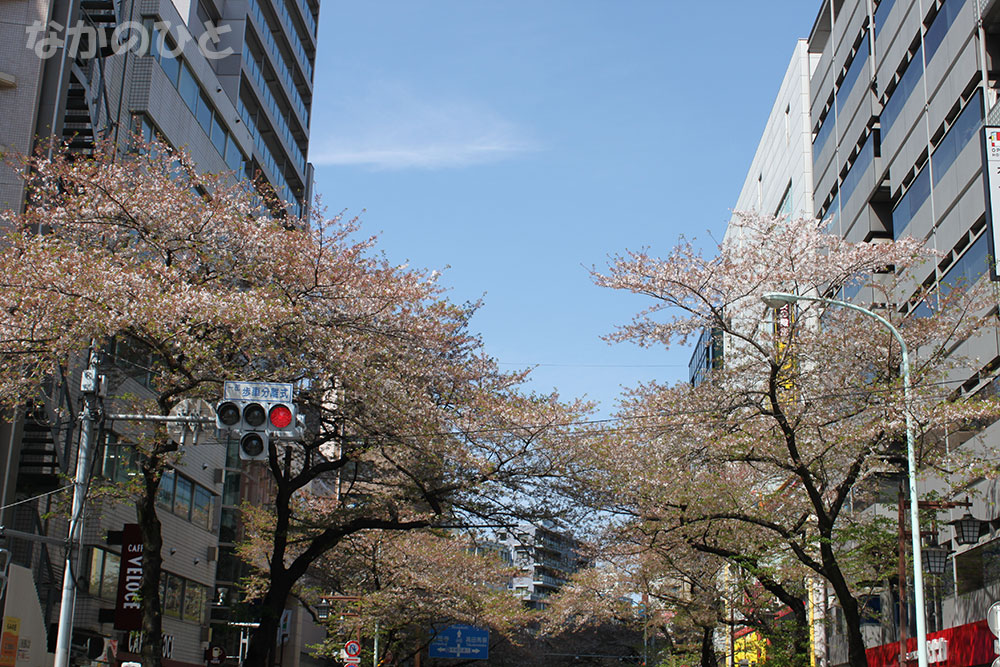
(587, 213, 1000, 667)
(252, 529, 529, 665)
(0, 140, 589, 667)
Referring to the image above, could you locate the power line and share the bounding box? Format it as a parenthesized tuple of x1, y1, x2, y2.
(0, 484, 73, 511)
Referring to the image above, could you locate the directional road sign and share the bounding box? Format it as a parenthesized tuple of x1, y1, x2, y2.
(428, 625, 489, 660)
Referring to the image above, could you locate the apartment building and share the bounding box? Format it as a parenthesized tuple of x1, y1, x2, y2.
(0, 0, 319, 662)
(497, 523, 583, 610)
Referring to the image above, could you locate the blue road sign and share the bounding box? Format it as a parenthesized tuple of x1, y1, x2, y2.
(428, 624, 489, 660)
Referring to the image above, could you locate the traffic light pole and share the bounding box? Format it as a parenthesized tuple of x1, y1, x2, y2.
(53, 346, 100, 667)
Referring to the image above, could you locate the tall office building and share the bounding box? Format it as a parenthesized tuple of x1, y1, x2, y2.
(0, 0, 319, 663)
(497, 523, 583, 610)
(689, 40, 818, 387)
(807, 0, 1000, 664)
(709, 2, 1000, 665)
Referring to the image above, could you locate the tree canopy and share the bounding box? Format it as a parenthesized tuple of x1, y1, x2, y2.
(0, 140, 590, 667)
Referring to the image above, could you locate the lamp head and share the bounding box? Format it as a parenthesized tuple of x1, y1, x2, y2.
(761, 292, 797, 309)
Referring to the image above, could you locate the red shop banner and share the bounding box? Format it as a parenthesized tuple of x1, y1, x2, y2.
(867, 620, 995, 667)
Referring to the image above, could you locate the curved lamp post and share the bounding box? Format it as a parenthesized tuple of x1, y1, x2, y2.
(760, 292, 928, 667)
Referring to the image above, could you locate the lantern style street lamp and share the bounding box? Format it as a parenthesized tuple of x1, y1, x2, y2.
(949, 513, 983, 546)
(921, 546, 949, 575)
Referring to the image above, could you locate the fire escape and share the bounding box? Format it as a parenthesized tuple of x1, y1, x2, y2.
(6, 0, 121, 641)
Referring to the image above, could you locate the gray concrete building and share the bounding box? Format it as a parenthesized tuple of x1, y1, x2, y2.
(804, 0, 1000, 665)
(0, 0, 319, 663)
(708, 2, 1000, 665)
(497, 523, 582, 610)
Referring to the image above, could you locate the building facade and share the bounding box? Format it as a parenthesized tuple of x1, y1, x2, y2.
(715, 2, 1000, 667)
(0, 0, 319, 663)
(497, 523, 583, 610)
(806, 0, 1000, 664)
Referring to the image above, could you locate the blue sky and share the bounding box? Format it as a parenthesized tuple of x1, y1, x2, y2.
(309, 2, 821, 416)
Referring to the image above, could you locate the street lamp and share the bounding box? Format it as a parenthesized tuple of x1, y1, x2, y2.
(921, 546, 949, 575)
(760, 291, 930, 667)
(948, 512, 984, 546)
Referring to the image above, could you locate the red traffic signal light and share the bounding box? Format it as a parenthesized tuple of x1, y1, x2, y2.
(269, 404, 293, 429)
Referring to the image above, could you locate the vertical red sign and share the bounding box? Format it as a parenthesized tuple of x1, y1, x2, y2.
(114, 523, 143, 630)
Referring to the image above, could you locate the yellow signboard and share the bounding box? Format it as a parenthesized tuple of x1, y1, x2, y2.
(734, 630, 767, 667)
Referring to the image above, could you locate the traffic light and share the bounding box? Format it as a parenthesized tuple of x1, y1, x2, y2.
(215, 400, 270, 460)
(265, 401, 301, 440)
(239, 430, 267, 460)
(216, 401, 241, 431)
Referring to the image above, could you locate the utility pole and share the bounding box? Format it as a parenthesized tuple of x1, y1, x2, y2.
(53, 345, 101, 667)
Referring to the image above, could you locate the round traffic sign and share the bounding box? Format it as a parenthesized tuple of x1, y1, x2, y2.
(344, 640, 361, 658)
(988, 601, 1000, 637)
(168, 398, 216, 445)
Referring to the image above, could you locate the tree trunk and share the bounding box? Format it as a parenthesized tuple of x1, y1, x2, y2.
(241, 573, 293, 667)
(137, 457, 165, 667)
(820, 540, 867, 667)
(701, 625, 718, 667)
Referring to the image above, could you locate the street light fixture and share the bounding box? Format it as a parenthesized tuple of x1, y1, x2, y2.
(760, 291, 930, 667)
(948, 512, 984, 546)
(921, 546, 949, 575)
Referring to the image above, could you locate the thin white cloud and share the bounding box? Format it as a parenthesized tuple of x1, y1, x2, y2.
(309, 82, 537, 170)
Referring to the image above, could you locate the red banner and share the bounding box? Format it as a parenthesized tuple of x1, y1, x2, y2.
(114, 524, 143, 631)
(866, 620, 995, 667)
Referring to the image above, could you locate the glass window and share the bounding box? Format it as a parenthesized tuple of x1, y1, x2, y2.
(197, 93, 214, 135)
(226, 137, 244, 172)
(160, 49, 180, 87)
(211, 115, 227, 156)
(223, 471, 241, 506)
(822, 193, 840, 230)
(184, 583, 207, 623)
(925, 0, 967, 64)
(157, 469, 175, 509)
(840, 135, 875, 204)
(178, 63, 199, 113)
(776, 181, 793, 218)
(932, 91, 983, 186)
(174, 475, 193, 519)
(192, 485, 213, 530)
(103, 438, 138, 484)
(882, 45, 923, 141)
(892, 165, 931, 239)
(101, 550, 120, 600)
(220, 507, 238, 543)
(909, 290, 936, 318)
(226, 439, 240, 468)
(164, 575, 183, 617)
(875, 0, 897, 39)
(941, 234, 990, 295)
(109, 335, 154, 386)
(148, 23, 160, 61)
(217, 547, 241, 583)
(815, 108, 835, 154)
(837, 41, 870, 114)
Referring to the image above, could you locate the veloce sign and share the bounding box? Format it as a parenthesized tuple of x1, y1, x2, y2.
(115, 524, 144, 630)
